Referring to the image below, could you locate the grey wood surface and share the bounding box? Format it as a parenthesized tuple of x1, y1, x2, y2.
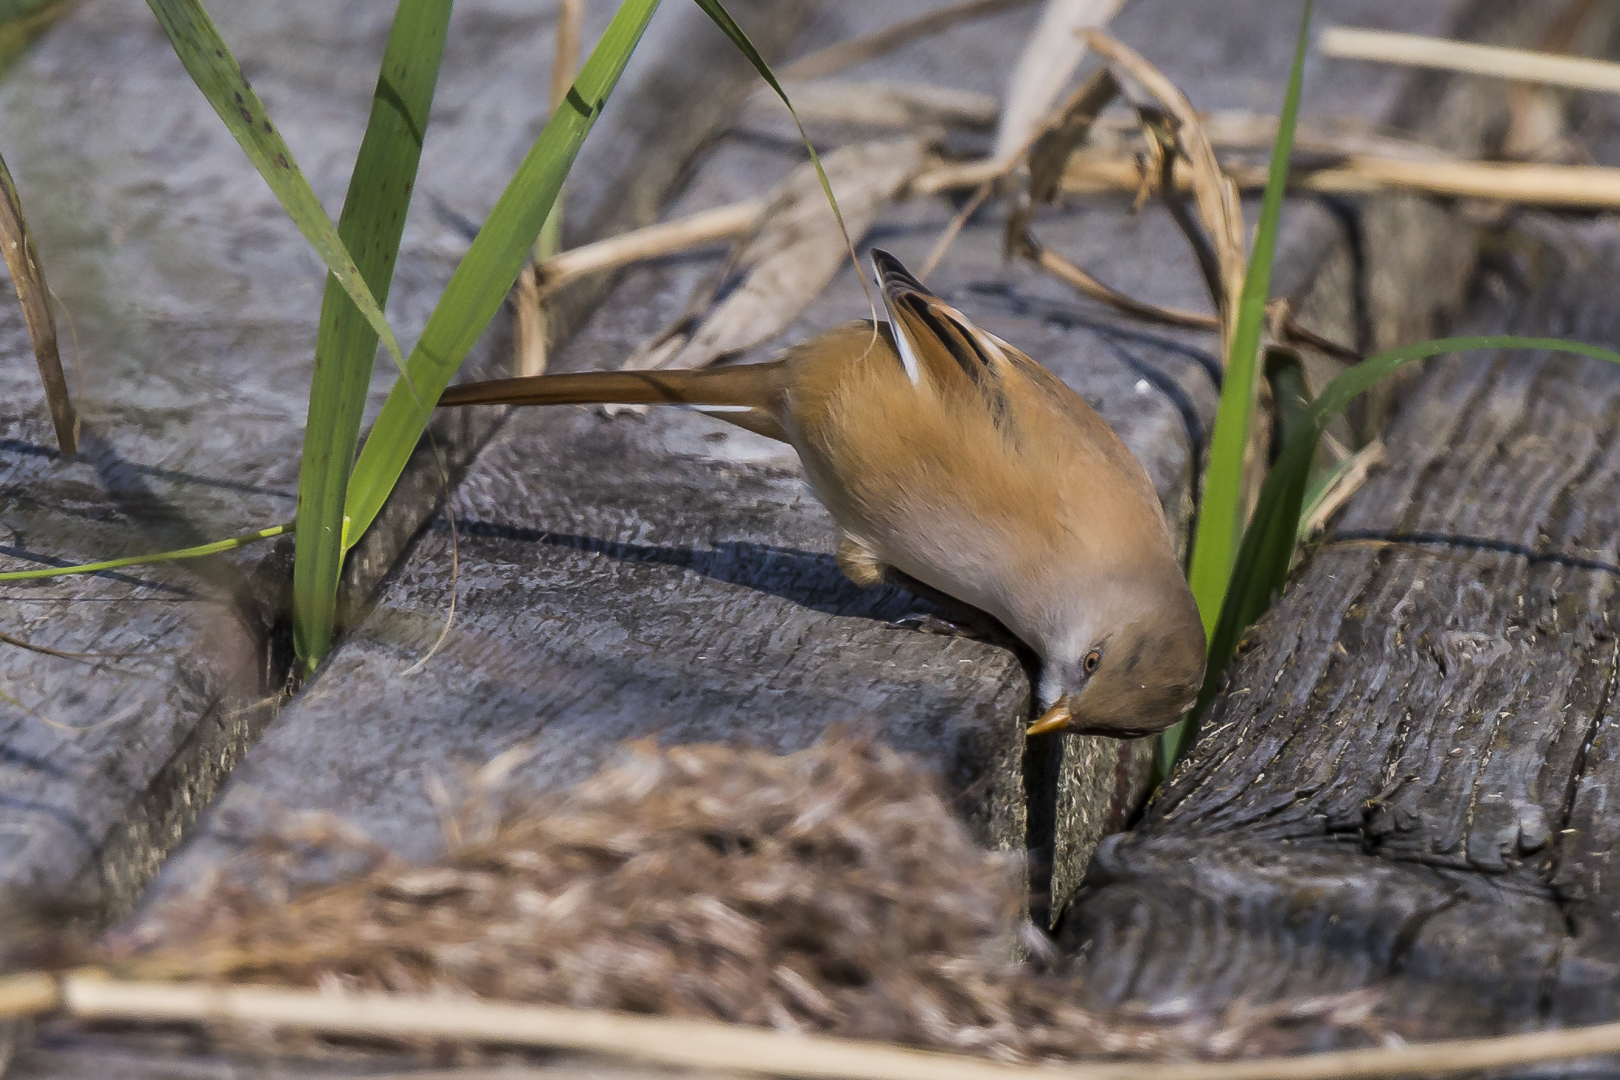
(0, 0, 803, 923)
(1063, 215, 1620, 1067)
(144, 0, 1568, 925)
(3, 0, 1611, 1076)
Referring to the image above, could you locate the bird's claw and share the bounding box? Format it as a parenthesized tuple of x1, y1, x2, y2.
(886, 612, 990, 640)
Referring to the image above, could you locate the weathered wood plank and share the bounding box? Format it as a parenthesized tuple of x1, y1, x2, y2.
(6, 0, 1608, 1077)
(0, 0, 804, 924)
(145, 0, 1571, 925)
(1064, 214, 1620, 1048)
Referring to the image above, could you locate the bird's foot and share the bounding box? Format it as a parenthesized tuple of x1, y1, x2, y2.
(886, 612, 993, 640)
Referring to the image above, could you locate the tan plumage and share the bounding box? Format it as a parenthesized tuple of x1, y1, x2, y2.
(439, 250, 1205, 736)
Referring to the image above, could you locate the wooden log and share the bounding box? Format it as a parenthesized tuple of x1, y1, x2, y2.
(6, 0, 1611, 1075)
(0, 0, 807, 922)
(0, 2, 807, 1076)
(1063, 214, 1620, 1038)
(144, 0, 1583, 928)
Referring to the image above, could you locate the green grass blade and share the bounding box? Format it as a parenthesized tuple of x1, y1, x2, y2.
(687, 0, 856, 267)
(1265, 346, 1311, 462)
(341, 0, 662, 544)
(1184, 0, 1314, 626)
(0, 0, 74, 74)
(145, 0, 405, 374)
(0, 523, 291, 582)
(1174, 334, 1620, 765)
(292, 0, 451, 674)
(1161, 0, 1313, 773)
(1296, 449, 1359, 547)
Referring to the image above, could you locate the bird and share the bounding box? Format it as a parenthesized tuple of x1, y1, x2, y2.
(438, 249, 1206, 738)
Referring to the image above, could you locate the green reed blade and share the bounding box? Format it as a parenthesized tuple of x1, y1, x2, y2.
(0, 523, 291, 582)
(1184, 0, 1315, 623)
(1296, 447, 1361, 548)
(688, 0, 857, 274)
(341, 0, 662, 545)
(1160, 0, 1313, 774)
(145, 0, 405, 375)
(1264, 346, 1312, 462)
(0, 0, 74, 74)
(292, 0, 451, 674)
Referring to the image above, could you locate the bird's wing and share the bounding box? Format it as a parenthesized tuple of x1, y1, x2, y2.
(870, 250, 1153, 485)
(870, 248, 1021, 419)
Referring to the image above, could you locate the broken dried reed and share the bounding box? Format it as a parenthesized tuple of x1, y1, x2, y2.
(96, 738, 1380, 1064)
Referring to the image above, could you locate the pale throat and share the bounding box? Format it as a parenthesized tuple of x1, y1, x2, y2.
(1031, 617, 1103, 710)
(1027, 581, 1138, 708)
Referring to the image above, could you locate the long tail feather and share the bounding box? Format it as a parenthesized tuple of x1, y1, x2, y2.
(437, 362, 791, 441)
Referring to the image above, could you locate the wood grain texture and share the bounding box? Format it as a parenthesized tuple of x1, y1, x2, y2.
(0, 0, 803, 924)
(1064, 216, 1620, 1048)
(5, 0, 1609, 1077)
(145, 0, 1576, 929)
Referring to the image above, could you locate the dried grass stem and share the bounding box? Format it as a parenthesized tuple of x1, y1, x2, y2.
(5, 972, 1620, 1080)
(1319, 26, 1620, 95)
(533, 201, 764, 298)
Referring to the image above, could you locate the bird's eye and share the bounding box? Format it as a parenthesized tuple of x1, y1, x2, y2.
(1083, 650, 1101, 675)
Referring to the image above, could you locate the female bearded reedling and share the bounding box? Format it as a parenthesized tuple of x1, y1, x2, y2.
(438, 250, 1206, 737)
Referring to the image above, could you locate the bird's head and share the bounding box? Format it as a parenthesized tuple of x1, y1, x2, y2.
(1025, 572, 1206, 738)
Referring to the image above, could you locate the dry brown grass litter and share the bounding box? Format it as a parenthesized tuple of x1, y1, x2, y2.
(98, 737, 1383, 1064)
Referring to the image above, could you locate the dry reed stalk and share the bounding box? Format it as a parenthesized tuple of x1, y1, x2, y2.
(779, 0, 1040, 81)
(1020, 233, 1219, 332)
(1298, 439, 1387, 541)
(1298, 156, 1620, 205)
(741, 79, 1000, 134)
(1072, 28, 1268, 520)
(522, 151, 1607, 356)
(919, 182, 994, 279)
(517, 139, 1620, 366)
(0, 154, 77, 453)
(1082, 30, 1246, 352)
(1140, 110, 1223, 315)
(1005, 69, 1121, 252)
(993, 232, 1357, 360)
(510, 267, 549, 378)
(531, 201, 764, 299)
(1047, 155, 1620, 209)
(993, 0, 1126, 165)
(1318, 25, 1620, 95)
(513, 0, 584, 378)
(1503, 0, 1598, 160)
(911, 157, 1006, 196)
(1174, 110, 1453, 162)
(549, 0, 582, 112)
(575, 160, 1620, 287)
(620, 137, 927, 374)
(0, 973, 1617, 1080)
(912, 1, 1126, 276)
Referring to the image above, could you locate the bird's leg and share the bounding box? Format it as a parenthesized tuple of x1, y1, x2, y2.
(838, 534, 989, 640)
(880, 568, 1019, 649)
(889, 611, 990, 638)
(835, 533, 887, 588)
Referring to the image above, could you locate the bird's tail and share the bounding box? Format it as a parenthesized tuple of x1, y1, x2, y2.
(436, 361, 791, 441)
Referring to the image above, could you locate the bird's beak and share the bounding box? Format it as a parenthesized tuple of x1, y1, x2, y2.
(1026, 701, 1072, 736)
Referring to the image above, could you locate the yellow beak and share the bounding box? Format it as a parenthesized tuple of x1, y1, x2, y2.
(1025, 701, 1072, 736)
